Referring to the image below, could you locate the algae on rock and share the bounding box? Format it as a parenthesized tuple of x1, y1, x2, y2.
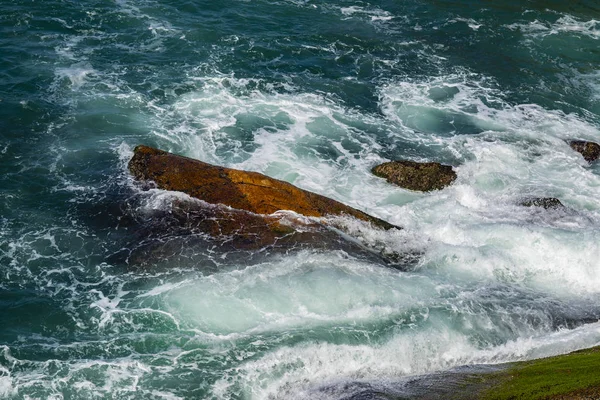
(372, 160, 457, 192)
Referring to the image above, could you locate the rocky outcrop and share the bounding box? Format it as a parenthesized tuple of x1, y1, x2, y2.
(570, 140, 600, 163)
(520, 197, 564, 209)
(372, 160, 457, 192)
(128, 145, 397, 231)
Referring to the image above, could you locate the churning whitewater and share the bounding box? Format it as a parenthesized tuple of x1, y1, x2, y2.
(1, 0, 599, 399)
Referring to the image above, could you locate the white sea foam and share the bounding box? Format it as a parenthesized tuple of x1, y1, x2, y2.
(339, 5, 395, 24)
(448, 17, 482, 31)
(160, 251, 432, 336)
(0, 349, 13, 398)
(212, 321, 600, 399)
(378, 71, 600, 158)
(377, 73, 600, 295)
(145, 77, 387, 205)
(507, 15, 600, 40)
(0, 376, 12, 398)
(54, 35, 85, 61)
(54, 64, 96, 90)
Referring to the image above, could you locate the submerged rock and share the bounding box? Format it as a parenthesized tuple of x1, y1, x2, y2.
(372, 160, 457, 192)
(569, 140, 600, 163)
(520, 197, 564, 209)
(129, 145, 397, 230)
(113, 197, 406, 270)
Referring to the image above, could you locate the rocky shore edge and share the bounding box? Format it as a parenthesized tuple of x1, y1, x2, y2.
(314, 345, 600, 399)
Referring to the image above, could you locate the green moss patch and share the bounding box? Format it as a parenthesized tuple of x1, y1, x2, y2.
(481, 346, 600, 400)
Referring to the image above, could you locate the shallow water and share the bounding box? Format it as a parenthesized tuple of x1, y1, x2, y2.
(1, 0, 600, 398)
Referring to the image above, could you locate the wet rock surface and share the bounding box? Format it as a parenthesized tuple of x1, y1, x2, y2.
(129, 145, 397, 230)
(520, 197, 564, 209)
(110, 197, 411, 270)
(313, 364, 506, 400)
(372, 160, 457, 192)
(569, 140, 600, 163)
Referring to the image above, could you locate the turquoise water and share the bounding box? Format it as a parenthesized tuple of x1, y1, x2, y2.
(1, 0, 600, 398)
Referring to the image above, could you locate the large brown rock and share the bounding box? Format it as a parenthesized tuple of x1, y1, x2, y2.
(128, 145, 396, 230)
(570, 140, 600, 163)
(372, 160, 457, 192)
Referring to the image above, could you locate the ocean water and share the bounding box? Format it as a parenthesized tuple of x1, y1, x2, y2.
(1, 0, 600, 398)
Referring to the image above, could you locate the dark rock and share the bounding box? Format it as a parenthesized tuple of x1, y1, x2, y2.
(372, 160, 457, 192)
(569, 140, 600, 163)
(314, 364, 506, 400)
(129, 145, 398, 231)
(112, 197, 405, 270)
(520, 197, 564, 209)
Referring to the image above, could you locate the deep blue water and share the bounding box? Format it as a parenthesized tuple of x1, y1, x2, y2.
(1, 1, 600, 398)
